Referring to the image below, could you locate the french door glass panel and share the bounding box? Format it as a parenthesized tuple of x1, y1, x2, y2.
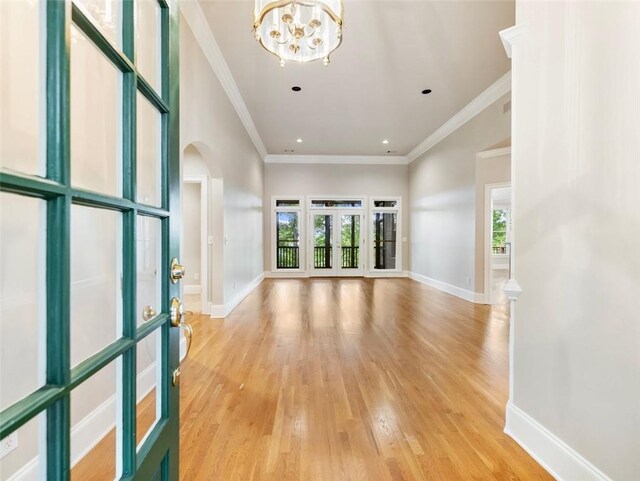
(70, 205, 123, 367)
(74, 0, 123, 47)
(0, 193, 45, 411)
(340, 214, 361, 269)
(70, 24, 122, 197)
(0, 0, 42, 176)
(136, 328, 161, 449)
(70, 357, 121, 480)
(313, 214, 333, 269)
(135, 0, 161, 91)
(136, 92, 162, 207)
(372, 212, 397, 270)
(0, 414, 45, 480)
(276, 211, 300, 269)
(136, 215, 162, 325)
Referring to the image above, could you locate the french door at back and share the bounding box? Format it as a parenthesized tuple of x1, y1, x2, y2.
(310, 210, 364, 276)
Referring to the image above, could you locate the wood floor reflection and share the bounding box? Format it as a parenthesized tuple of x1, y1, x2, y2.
(179, 278, 551, 480)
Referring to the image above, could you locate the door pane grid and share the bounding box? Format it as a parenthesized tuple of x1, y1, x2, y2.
(0, 1, 174, 479)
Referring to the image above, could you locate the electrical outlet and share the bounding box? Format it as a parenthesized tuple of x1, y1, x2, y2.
(0, 432, 18, 459)
(194, 273, 199, 281)
(208, 236, 214, 245)
(234, 282, 238, 292)
(466, 276, 471, 286)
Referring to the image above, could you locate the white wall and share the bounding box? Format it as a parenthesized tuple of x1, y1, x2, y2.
(509, 1, 640, 480)
(180, 14, 264, 308)
(263, 162, 409, 272)
(409, 94, 511, 294)
(182, 182, 201, 287)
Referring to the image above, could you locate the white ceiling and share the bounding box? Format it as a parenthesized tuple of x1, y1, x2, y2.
(199, 0, 514, 156)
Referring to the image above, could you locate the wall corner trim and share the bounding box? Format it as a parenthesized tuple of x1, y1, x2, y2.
(499, 24, 526, 59)
(407, 71, 512, 163)
(505, 402, 613, 481)
(408, 272, 485, 304)
(210, 272, 266, 319)
(179, 2, 268, 159)
(503, 278, 522, 301)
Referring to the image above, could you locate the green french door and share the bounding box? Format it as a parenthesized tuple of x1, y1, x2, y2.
(0, 0, 183, 480)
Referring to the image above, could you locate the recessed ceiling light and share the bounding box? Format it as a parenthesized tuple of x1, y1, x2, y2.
(421, 89, 432, 95)
(296, 138, 303, 143)
(292, 86, 302, 92)
(382, 139, 389, 144)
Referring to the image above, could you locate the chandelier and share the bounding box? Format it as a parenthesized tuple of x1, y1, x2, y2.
(253, 0, 344, 66)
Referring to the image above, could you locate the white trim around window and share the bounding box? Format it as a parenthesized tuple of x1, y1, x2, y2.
(368, 196, 403, 276)
(271, 196, 305, 275)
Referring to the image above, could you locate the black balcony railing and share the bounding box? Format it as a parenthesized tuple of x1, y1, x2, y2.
(312, 246, 360, 269)
(492, 246, 508, 254)
(277, 243, 299, 268)
(314, 246, 332, 268)
(341, 246, 359, 268)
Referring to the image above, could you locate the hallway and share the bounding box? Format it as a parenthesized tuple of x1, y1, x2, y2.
(178, 278, 550, 480)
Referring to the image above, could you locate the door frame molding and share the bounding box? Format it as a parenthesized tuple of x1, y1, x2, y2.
(182, 174, 209, 314)
(484, 181, 511, 304)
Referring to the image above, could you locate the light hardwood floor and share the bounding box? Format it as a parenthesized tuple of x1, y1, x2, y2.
(72, 277, 551, 480)
(179, 278, 550, 480)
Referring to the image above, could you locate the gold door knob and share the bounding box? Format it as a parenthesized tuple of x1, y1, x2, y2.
(170, 257, 185, 283)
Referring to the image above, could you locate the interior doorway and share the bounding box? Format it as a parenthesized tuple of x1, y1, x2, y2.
(485, 184, 512, 305)
(182, 175, 208, 313)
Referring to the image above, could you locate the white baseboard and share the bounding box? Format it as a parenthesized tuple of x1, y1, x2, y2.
(365, 270, 409, 278)
(505, 402, 612, 481)
(264, 271, 309, 278)
(8, 364, 157, 481)
(210, 272, 265, 319)
(408, 272, 484, 303)
(183, 285, 201, 295)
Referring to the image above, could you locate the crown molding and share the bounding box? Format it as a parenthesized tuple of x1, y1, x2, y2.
(500, 24, 526, 59)
(180, 1, 268, 159)
(265, 155, 409, 165)
(477, 147, 511, 159)
(407, 71, 512, 163)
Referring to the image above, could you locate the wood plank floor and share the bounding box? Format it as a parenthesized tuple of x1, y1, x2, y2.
(179, 278, 551, 481)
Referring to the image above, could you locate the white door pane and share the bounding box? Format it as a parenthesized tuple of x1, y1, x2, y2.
(70, 358, 121, 480)
(0, 414, 45, 481)
(136, 215, 161, 325)
(135, 0, 161, 91)
(0, 193, 45, 412)
(74, 0, 123, 47)
(136, 93, 161, 207)
(0, 1, 43, 176)
(136, 328, 161, 449)
(70, 24, 122, 196)
(71, 206, 123, 367)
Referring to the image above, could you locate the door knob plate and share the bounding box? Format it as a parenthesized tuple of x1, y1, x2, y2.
(170, 257, 185, 283)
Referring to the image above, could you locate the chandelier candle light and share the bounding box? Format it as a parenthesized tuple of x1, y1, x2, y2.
(253, 0, 344, 66)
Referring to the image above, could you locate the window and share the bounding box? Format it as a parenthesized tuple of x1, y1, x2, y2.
(273, 197, 304, 271)
(276, 212, 300, 268)
(310, 199, 363, 208)
(373, 200, 398, 208)
(371, 198, 401, 271)
(492, 209, 511, 254)
(276, 199, 300, 207)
